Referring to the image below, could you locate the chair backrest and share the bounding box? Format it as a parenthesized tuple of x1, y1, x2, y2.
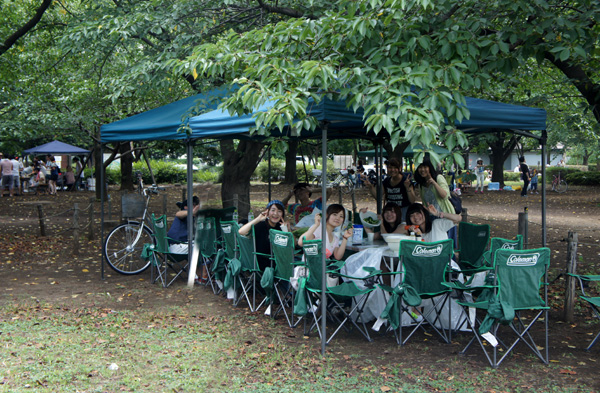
(151, 214, 170, 253)
(269, 229, 295, 280)
(494, 247, 550, 310)
(302, 239, 324, 290)
(489, 235, 523, 255)
(220, 220, 238, 260)
(399, 239, 453, 296)
(457, 222, 490, 268)
(194, 216, 206, 252)
(202, 216, 218, 257)
(236, 225, 258, 272)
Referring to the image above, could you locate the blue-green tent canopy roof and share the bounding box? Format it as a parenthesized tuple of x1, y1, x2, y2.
(100, 87, 546, 143)
(100, 85, 235, 142)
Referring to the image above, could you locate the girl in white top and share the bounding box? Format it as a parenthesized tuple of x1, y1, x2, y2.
(405, 203, 461, 243)
(298, 203, 352, 260)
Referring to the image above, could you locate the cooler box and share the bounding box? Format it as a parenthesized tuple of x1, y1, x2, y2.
(487, 182, 500, 191)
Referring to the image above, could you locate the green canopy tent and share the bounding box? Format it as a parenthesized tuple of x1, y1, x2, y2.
(101, 87, 548, 355)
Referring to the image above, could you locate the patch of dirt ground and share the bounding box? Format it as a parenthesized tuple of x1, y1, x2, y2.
(1, 183, 599, 390)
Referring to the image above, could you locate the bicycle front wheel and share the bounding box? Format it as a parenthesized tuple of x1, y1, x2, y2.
(556, 180, 568, 193)
(103, 221, 154, 274)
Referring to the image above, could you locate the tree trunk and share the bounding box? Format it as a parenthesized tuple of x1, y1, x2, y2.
(220, 139, 266, 218)
(283, 140, 298, 184)
(582, 148, 589, 166)
(489, 131, 520, 186)
(382, 140, 409, 163)
(120, 142, 134, 191)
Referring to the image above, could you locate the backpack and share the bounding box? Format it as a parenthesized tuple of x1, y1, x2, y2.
(449, 191, 462, 214)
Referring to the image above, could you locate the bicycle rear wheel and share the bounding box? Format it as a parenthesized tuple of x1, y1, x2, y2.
(103, 221, 154, 274)
(556, 179, 567, 193)
(341, 177, 355, 194)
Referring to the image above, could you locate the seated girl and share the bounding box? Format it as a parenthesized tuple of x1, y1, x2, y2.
(238, 200, 291, 271)
(361, 202, 404, 241)
(405, 203, 461, 243)
(298, 204, 352, 260)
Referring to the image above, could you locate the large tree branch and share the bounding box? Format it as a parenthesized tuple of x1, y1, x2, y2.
(0, 0, 53, 56)
(544, 54, 600, 124)
(256, 0, 317, 20)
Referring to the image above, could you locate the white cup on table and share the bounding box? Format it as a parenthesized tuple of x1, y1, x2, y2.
(367, 232, 375, 243)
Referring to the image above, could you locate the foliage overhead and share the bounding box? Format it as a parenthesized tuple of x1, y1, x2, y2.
(175, 0, 599, 167)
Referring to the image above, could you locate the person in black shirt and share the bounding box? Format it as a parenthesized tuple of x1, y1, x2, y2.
(519, 156, 530, 197)
(363, 158, 416, 222)
(238, 200, 291, 271)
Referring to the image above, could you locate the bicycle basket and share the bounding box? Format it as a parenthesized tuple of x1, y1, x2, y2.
(121, 193, 146, 219)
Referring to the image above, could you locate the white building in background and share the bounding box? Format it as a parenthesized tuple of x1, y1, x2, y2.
(465, 146, 566, 170)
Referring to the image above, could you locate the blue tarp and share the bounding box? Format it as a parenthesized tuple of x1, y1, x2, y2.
(101, 87, 546, 143)
(23, 140, 90, 155)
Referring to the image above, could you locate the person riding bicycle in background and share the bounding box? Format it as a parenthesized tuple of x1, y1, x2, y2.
(363, 158, 416, 222)
(281, 182, 333, 226)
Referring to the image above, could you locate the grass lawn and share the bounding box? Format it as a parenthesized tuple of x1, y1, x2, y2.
(0, 300, 592, 393)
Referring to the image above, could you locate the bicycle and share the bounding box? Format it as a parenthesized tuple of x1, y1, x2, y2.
(551, 171, 567, 193)
(311, 168, 357, 194)
(103, 184, 161, 274)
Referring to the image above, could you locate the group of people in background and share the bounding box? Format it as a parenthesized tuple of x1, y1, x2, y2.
(0, 153, 84, 197)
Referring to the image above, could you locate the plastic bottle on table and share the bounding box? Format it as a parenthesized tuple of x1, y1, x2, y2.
(232, 208, 239, 222)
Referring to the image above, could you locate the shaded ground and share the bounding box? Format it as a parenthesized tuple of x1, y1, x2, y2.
(1, 183, 599, 391)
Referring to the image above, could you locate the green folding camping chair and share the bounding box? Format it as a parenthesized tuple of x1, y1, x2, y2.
(196, 216, 221, 294)
(218, 220, 239, 297)
(379, 239, 455, 345)
(455, 222, 491, 274)
(267, 229, 304, 328)
(236, 226, 269, 312)
(481, 235, 523, 266)
(566, 273, 600, 351)
(458, 247, 551, 367)
(300, 239, 380, 344)
(148, 214, 190, 287)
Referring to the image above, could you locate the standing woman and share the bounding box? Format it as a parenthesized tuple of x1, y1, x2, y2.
(413, 161, 454, 215)
(239, 200, 291, 271)
(298, 204, 352, 260)
(47, 156, 59, 195)
(364, 158, 416, 222)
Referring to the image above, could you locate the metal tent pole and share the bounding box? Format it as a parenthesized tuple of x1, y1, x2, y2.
(186, 140, 197, 288)
(541, 130, 547, 247)
(320, 123, 329, 356)
(100, 143, 105, 280)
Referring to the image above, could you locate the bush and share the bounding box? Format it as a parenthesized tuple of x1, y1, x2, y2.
(565, 171, 600, 186)
(255, 159, 286, 182)
(194, 167, 221, 183)
(132, 160, 187, 184)
(503, 171, 522, 182)
(295, 160, 337, 183)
